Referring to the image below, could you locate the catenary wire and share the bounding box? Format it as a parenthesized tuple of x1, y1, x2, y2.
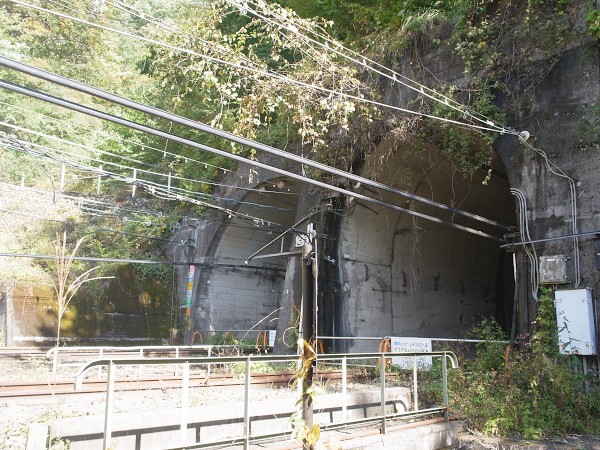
(0, 77, 506, 241)
(9, 0, 516, 135)
(0, 56, 512, 231)
(0, 97, 269, 185)
(0, 117, 297, 197)
(229, 0, 512, 133)
(0, 135, 295, 211)
(4, 137, 288, 228)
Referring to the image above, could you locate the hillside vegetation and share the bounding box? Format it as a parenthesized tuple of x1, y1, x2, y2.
(0, 0, 599, 436)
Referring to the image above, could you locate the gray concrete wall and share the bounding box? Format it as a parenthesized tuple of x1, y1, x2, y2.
(338, 147, 514, 351)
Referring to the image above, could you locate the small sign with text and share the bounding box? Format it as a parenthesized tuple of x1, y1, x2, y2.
(390, 337, 432, 369)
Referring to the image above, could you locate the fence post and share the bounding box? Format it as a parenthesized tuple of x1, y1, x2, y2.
(103, 361, 115, 450)
(380, 354, 386, 434)
(98, 348, 103, 379)
(52, 348, 58, 380)
(342, 356, 347, 422)
(97, 165, 102, 195)
(442, 354, 448, 422)
(243, 356, 251, 450)
(132, 169, 137, 197)
(60, 164, 66, 191)
(413, 356, 419, 411)
(207, 346, 212, 378)
(138, 348, 144, 378)
(180, 361, 190, 444)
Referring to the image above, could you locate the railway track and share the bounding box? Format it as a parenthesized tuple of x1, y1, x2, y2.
(0, 347, 48, 361)
(0, 370, 348, 399)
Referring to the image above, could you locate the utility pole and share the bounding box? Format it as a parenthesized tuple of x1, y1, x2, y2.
(301, 243, 314, 442)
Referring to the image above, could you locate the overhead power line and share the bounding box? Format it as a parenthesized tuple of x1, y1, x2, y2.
(0, 113, 294, 197)
(0, 56, 512, 232)
(0, 134, 295, 211)
(0, 97, 278, 187)
(0, 252, 285, 269)
(9, 1, 514, 135)
(227, 0, 511, 134)
(4, 137, 287, 228)
(0, 77, 506, 242)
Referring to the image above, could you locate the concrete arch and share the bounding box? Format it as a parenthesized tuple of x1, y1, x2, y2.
(325, 139, 517, 352)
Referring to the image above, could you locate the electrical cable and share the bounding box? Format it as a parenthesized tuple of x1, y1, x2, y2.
(0, 76, 506, 241)
(105, 0, 263, 73)
(0, 136, 294, 211)
(109, 0, 507, 132)
(511, 188, 539, 300)
(8, 1, 514, 135)
(0, 119, 297, 198)
(0, 180, 165, 217)
(0, 207, 188, 245)
(224, 0, 512, 134)
(0, 56, 512, 232)
(0, 97, 272, 187)
(519, 137, 580, 288)
(5, 137, 287, 228)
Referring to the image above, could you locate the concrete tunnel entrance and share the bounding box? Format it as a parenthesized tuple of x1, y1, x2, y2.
(319, 142, 517, 353)
(191, 142, 516, 353)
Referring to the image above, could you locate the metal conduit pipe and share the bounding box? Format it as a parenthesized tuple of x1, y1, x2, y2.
(0, 56, 511, 232)
(0, 78, 506, 242)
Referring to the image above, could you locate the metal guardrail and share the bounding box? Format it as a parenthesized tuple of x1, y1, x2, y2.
(46, 345, 242, 378)
(73, 351, 458, 450)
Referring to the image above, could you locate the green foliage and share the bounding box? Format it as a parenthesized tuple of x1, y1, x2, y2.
(49, 437, 71, 450)
(450, 311, 600, 438)
(587, 4, 600, 39)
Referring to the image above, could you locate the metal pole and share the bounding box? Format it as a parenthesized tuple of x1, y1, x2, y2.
(60, 164, 65, 191)
(138, 348, 143, 378)
(207, 346, 212, 378)
(301, 244, 314, 448)
(180, 361, 189, 444)
(243, 357, 251, 450)
(413, 356, 419, 411)
(52, 348, 58, 380)
(103, 361, 115, 450)
(442, 354, 449, 422)
(98, 348, 103, 379)
(342, 356, 347, 422)
(97, 165, 102, 195)
(380, 354, 386, 434)
(175, 347, 179, 376)
(132, 169, 137, 197)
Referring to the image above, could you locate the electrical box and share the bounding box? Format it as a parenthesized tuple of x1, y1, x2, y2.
(539, 255, 568, 284)
(554, 289, 597, 355)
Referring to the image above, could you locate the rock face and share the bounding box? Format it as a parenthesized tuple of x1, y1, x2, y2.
(174, 26, 599, 353)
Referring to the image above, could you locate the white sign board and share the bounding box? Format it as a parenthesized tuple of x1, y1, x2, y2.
(268, 330, 277, 348)
(295, 223, 315, 247)
(391, 337, 432, 369)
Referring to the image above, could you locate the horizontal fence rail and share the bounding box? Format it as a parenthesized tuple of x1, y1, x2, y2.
(47, 345, 243, 379)
(73, 351, 458, 450)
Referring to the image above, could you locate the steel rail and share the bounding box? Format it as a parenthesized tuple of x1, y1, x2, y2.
(0, 370, 346, 399)
(0, 78, 505, 242)
(0, 56, 511, 232)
